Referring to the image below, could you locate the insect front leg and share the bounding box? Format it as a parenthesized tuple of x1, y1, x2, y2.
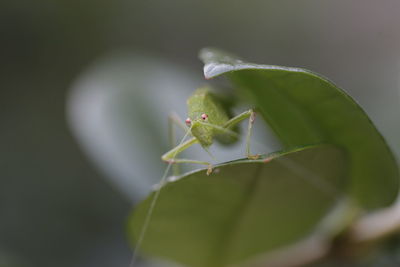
(161, 137, 213, 175)
(245, 111, 259, 160)
(223, 109, 259, 160)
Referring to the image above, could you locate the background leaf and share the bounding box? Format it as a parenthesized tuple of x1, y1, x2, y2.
(67, 51, 203, 200)
(129, 145, 347, 267)
(200, 48, 399, 210)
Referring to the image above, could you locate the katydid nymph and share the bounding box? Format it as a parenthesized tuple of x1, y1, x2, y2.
(161, 87, 259, 175)
(130, 87, 259, 266)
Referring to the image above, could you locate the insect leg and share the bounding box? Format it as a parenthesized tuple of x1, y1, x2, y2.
(168, 113, 190, 175)
(222, 109, 259, 159)
(197, 121, 239, 138)
(223, 110, 252, 129)
(245, 111, 259, 159)
(161, 137, 213, 175)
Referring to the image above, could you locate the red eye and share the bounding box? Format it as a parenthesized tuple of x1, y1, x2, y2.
(185, 118, 191, 126)
(201, 114, 208, 120)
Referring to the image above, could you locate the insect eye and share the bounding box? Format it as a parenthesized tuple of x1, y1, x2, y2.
(185, 118, 192, 126)
(201, 114, 208, 120)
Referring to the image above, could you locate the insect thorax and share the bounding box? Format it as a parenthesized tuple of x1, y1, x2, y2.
(187, 87, 230, 147)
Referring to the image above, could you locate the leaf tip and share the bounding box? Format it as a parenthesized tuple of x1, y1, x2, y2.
(199, 47, 239, 79)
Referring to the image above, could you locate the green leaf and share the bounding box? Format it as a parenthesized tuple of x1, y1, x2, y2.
(200, 48, 399, 209)
(129, 145, 347, 267)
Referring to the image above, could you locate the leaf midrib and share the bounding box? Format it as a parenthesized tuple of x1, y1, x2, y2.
(210, 164, 264, 267)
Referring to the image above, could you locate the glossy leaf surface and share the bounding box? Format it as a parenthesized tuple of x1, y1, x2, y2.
(200, 48, 399, 209)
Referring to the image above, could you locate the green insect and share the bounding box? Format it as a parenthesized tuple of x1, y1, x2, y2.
(161, 87, 259, 175)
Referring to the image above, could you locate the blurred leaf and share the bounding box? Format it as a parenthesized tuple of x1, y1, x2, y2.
(199, 48, 399, 210)
(67, 51, 202, 200)
(129, 145, 347, 267)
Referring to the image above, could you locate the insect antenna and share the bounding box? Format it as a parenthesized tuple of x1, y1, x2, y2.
(129, 125, 194, 267)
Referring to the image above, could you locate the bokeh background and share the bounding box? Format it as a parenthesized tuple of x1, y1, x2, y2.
(1, 0, 400, 266)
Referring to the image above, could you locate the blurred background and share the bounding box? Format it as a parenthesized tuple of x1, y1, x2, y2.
(1, 0, 400, 266)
